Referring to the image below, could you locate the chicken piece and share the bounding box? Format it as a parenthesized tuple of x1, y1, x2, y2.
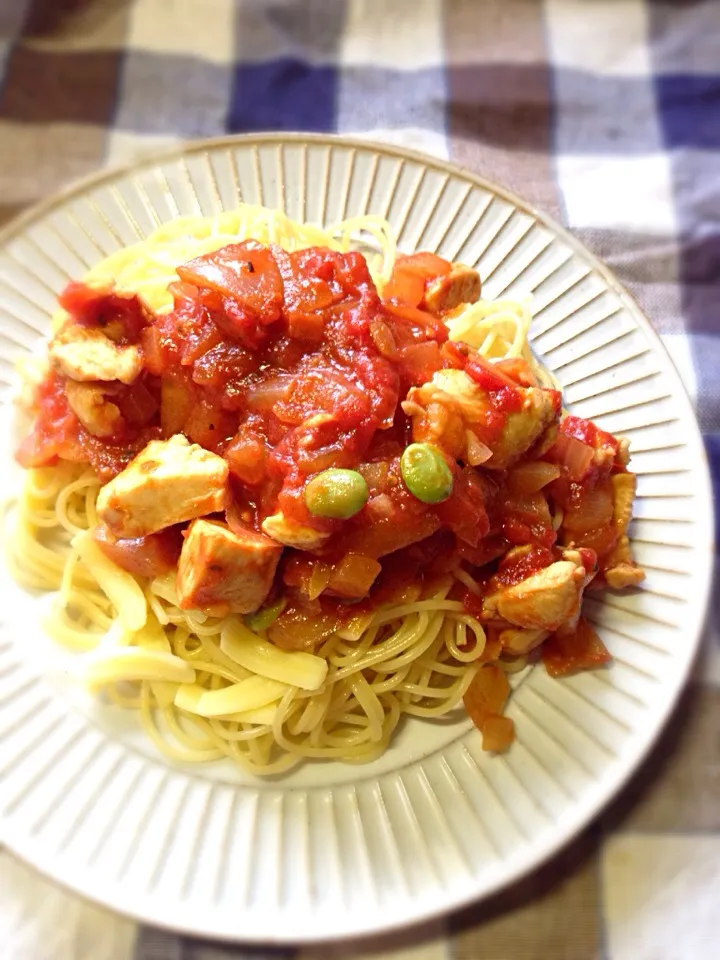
(65, 380, 123, 438)
(97, 434, 229, 538)
(404, 368, 559, 470)
(261, 511, 330, 549)
(605, 557, 645, 589)
(410, 369, 482, 420)
(484, 559, 588, 631)
(423, 264, 481, 315)
(177, 519, 282, 614)
(403, 369, 486, 461)
(554, 548, 597, 634)
(617, 438, 631, 467)
(491, 388, 560, 470)
(50, 325, 142, 384)
(610, 472, 636, 535)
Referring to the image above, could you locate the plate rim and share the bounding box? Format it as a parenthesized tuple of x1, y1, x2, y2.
(0, 131, 714, 943)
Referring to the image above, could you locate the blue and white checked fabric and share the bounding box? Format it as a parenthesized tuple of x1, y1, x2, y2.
(0, 1, 718, 957)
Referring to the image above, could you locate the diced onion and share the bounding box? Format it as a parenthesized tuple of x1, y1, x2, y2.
(328, 553, 381, 597)
(221, 621, 328, 691)
(507, 461, 561, 495)
(465, 431, 492, 466)
(563, 482, 614, 533)
(334, 610, 374, 641)
(307, 562, 332, 601)
(365, 493, 394, 521)
(551, 433, 594, 481)
(245, 375, 293, 412)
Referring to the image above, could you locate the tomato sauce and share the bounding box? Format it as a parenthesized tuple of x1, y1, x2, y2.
(14, 240, 648, 747)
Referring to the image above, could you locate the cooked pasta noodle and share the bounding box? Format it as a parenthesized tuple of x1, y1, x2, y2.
(5, 204, 580, 774)
(5, 471, 489, 773)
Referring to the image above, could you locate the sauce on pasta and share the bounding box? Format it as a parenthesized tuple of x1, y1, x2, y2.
(5, 205, 644, 774)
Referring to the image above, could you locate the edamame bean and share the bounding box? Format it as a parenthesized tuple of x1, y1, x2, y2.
(401, 443, 454, 504)
(245, 596, 287, 633)
(305, 468, 369, 519)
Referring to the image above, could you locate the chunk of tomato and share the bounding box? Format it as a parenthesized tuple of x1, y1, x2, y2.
(382, 253, 451, 306)
(271, 246, 334, 339)
(543, 617, 611, 677)
(58, 284, 150, 344)
(15, 372, 82, 468)
(435, 468, 489, 546)
(177, 241, 283, 328)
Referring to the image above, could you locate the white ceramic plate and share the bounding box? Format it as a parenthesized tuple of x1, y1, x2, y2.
(0, 134, 712, 943)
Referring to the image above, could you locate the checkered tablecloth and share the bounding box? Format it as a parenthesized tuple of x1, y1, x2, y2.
(1, 1, 719, 958)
